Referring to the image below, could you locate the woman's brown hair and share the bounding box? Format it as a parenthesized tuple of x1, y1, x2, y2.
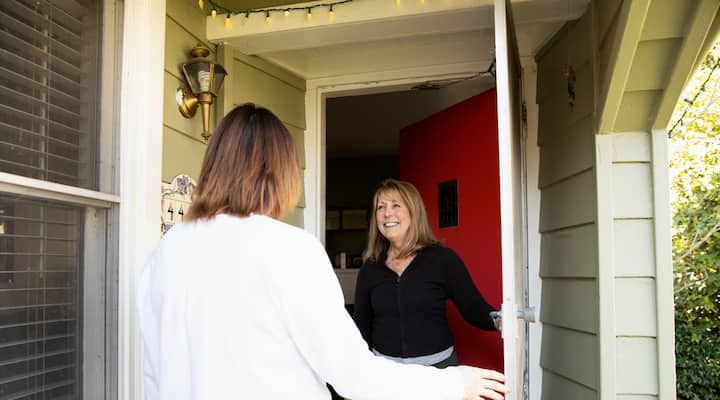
(186, 103, 301, 221)
(362, 179, 438, 262)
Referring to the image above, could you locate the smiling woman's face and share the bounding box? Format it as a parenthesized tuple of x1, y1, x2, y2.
(375, 190, 412, 248)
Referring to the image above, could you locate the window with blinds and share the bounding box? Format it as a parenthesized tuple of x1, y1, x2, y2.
(0, 195, 82, 399)
(0, 0, 105, 399)
(0, 0, 101, 190)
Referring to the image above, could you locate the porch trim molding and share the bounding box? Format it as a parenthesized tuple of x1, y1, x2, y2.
(594, 134, 616, 400)
(651, 129, 676, 399)
(597, 0, 651, 134)
(0, 172, 120, 208)
(118, 0, 166, 399)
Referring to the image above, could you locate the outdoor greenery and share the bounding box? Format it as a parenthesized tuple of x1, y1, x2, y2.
(670, 42, 720, 400)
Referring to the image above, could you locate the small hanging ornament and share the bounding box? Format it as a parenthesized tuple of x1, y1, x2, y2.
(564, 65, 576, 111)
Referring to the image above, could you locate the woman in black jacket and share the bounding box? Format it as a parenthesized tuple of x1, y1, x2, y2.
(354, 179, 501, 368)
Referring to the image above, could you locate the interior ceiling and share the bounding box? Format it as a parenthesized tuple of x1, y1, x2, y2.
(327, 76, 496, 159)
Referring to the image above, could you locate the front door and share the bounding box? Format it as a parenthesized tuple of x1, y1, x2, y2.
(494, 0, 529, 398)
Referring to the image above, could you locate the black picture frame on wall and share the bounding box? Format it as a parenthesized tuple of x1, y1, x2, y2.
(438, 179, 458, 228)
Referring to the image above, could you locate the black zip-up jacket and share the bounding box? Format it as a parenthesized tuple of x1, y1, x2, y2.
(353, 244, 497, 358)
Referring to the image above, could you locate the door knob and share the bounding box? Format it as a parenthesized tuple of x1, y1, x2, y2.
(490, 307, 536, 323)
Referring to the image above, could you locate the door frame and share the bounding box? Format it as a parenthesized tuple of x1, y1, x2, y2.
(303, 59, 542, 398)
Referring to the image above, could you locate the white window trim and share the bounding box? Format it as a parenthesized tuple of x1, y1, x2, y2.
(117, 1, 166, 400)
(0, 173, 120, 208)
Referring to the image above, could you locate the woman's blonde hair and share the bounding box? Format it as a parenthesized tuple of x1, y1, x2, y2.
(362, 179, 438, 262)
(186, 103, 301, 221)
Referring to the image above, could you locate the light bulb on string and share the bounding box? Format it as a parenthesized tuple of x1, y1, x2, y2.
(198, 0, 204, 10)
(266, 10, 272, 25)
(306, 7, 313, 22)
(395, 0, 401, 7)
(211, 9, 217, 18)
(284, 9, 290, 16)
(328, 5, 335, 21)
(225, 13, 232, 28)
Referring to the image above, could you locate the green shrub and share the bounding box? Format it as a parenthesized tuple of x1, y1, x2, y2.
(671, 43, 720, 400)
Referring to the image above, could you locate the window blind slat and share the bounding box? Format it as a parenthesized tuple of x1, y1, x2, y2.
(0, 9, 83, 62)
(0, 378, 75, 400)
(0, 85, 83, 122)
(0, 48, 84, 98)
(0, 30, 83, 84)
(0, 333, 76, 350)
(0, 122, 81, 151)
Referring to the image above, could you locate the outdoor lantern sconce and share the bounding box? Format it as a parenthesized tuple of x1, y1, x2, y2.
(176, 45, 227, 141)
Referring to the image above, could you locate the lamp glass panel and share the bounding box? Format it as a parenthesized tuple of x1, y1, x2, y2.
(183, 61, 212, 94)
(211, 64, 227, 93)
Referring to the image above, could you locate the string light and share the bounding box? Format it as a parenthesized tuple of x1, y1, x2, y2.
(211, 9, 217, 18)
(668, 56, 720, 137)
(198, 0, 204, 10)
(225, 13, 231, 28)
(204, 0, 353, 28)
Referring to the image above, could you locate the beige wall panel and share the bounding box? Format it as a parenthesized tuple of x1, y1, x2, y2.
(641, 0, 694, 41)
(614, 90, 661, 132)
(537, 33, 568, 101)
(626, 39, 682, 92)
(163, 72, 213, 139)
(611, 131, 650, 162)
(537, 64, 594, 132)
(614, 220, 655, 277)
(539, 170, 596, 232)
(540, 224, 597, 278)
(165, 18, 216, 81)
(287, 124, 306, 169)
(166, 0, 211, 47)
(162, 127, 205, 182)
(612, 163, 653, 218)
(541, 278, 598, 333)
(539, 116, 594, 188)
(537, 57, 593, 106)
(597, 16, 619, 97)
(615, 278, 657, 336)
(232, 60, 305, 129)
(541, 324, 599, 389)
(542, 370, 598, 400)
(595, 0, 623, 47)
(568, 12, 594, 68)
(232, 51, 305, 92)
(616, 338, 659, 395)
(283, 206, 305, 228)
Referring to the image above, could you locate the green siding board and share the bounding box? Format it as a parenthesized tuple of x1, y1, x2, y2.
(539, 116, 594, 188)
(539, 170, 596, 232)
(611, 163, 654, 218)
(626, 39, 683, 92)
(541, 278, 598, 333)
(541, 324, 599, 389)
(166, 0, 210, 45)
(162, 126, 205, 182)
(616, 338, 659, 395)
(613, 220, 656, 277)
(540, 224, 598, 278)
(542, 369, 598, 400)
(615, 278, 658, 336)
(595, 0, 623, 48)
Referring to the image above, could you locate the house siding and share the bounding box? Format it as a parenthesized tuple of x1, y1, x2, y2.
(163, 0, 307, 228)
(538, 0, 688, 397)
(536, 8, 600, 400)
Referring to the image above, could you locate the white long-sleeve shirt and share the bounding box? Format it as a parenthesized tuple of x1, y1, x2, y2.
(137, 214, 464, 400)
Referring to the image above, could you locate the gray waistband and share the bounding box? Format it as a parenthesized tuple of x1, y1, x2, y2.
(372, 346, 454, 366)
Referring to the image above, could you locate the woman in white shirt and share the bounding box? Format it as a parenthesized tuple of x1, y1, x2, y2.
(137, 103, 508, 400)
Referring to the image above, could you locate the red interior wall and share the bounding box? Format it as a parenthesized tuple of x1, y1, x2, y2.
(399, 88, 502, 370)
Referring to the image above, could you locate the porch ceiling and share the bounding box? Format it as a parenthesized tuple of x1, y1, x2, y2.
(206, 0, 590, 79)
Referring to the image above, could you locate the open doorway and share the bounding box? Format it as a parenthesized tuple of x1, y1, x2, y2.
(324, 74, 504, 370)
